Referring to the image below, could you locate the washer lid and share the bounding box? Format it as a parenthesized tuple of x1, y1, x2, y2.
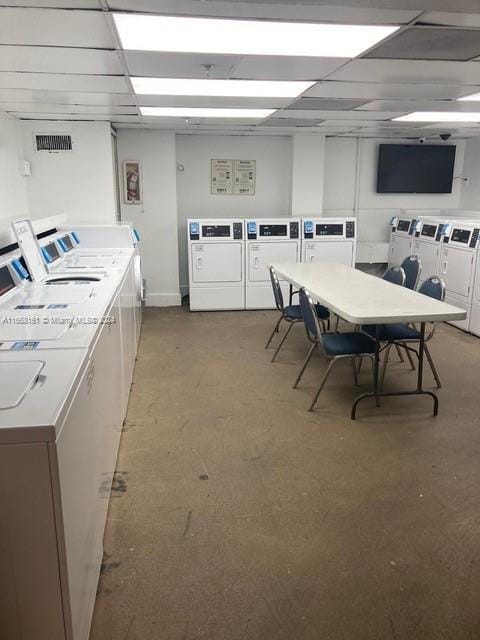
(0, 360, 43, 409)
(0, 320, 70, 342)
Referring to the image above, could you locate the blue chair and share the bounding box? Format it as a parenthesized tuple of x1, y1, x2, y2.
(379, 276, 446, 389)
(400, 255, 422, 290)
(266, 267, 330, 363)
(298, 288, 376, 412)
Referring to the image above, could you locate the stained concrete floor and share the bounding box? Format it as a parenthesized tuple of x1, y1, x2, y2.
(90, 307, 480, 640)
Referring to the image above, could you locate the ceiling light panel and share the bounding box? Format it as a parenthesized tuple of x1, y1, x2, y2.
(458, 91, 480, 101)
(131, 77, 314, 98)
(140, 107, 274, 118)
(394, 112, 480, 122)
(114, 14, 398, 58)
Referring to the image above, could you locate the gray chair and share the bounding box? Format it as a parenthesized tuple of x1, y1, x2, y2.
(379, 276, 446, 388)
(265, 267, 330, 363)
(298, 288, 376, 412)
(400, 255, 422, 290)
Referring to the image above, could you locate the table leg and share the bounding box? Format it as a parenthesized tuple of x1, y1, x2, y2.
(289, 284, 293, 305)
(351, 322, 439, 420)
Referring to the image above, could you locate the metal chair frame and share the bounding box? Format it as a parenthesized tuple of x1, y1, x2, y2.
(400, 254, 423, 291)
(266, 267, 328, 363)
(380, 276, 446, 389)
(298, 288, 376, 412)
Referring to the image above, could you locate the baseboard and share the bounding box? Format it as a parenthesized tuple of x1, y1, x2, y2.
(146, 293, 182, 307)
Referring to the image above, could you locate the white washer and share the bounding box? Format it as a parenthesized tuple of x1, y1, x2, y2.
(388, 215, 417, 267)
(469, 243, 480, 337)
(411, 217, 449, 287)
(188, 219, 245, 311)
(440, 221, 480, 331)
(301, 217, 356, 266)
(245, 218, 300, 309)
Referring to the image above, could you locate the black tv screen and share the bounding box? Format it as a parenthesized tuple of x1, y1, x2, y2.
(377, 144, 456, 194)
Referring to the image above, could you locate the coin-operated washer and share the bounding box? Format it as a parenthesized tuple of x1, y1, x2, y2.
(440, 220, 480, 331)
(388, 215, 417, 267)
(469, 236, 480, 337)
(245, 218, 300, 309)
(187, 219, 245, 310)
(412, 217, 449, 288)
(301, 217, 356, 266)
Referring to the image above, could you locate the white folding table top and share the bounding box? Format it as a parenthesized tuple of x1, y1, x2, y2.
(272, 262, 467, 325)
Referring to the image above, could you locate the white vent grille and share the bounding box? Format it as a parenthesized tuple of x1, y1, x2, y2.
(35, 134, 73, 152)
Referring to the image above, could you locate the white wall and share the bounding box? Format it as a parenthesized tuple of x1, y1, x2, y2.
(460, 137, 480, 211)
(20, 121, 117, 224)
(291, 134, 325, 216)
(176, 134, 292, 295)
(0, 111, 28, 221)
(117, 129, 180, 307)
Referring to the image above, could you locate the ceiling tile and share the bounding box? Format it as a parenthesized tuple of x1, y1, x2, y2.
(14, 112, 113, 120)
(230, 57, 348, 81)
(0, 46, 122, 75)
(420, 12, 480, 28)
(107, 0, 420, 25)
(286, 97, 368, 110)
(327, 59, 480, 85)
(138, 95, 289, 109)
(0, 8, 114, 47)
(0, 102, 138, 115)
(305, 81, 480, 101)
(0, 89, 135, 106)
(124, 51, 241, 79)
(274, 110, 401, 120)
(0, 1, 101, 6)
(358, 100, 480, 112)
(364, 26, 480, 61)
(262, 118, 323, 127)
(0, 72, 129, 93)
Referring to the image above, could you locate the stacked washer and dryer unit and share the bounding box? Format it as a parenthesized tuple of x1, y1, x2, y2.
(187, 217, 357, 311)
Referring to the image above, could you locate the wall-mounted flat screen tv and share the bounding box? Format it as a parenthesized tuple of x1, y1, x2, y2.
(377, 144, 456, 194)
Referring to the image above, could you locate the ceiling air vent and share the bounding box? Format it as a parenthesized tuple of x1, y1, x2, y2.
(34, 134, 73, 152)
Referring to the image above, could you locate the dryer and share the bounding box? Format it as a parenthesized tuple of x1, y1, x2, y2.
(188, 219, 245, 310)
(388, 215, 417, 267)
(412, 217, 448, 287)
(245, 218, 300, 309)
(440, 221, 480, 331)
(301, 217, 356, 266)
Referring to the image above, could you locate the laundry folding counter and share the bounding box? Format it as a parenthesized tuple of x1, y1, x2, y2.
(272, 262, 466, 419)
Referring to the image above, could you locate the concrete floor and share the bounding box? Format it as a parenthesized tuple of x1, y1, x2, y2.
(90, 307, 480, 640)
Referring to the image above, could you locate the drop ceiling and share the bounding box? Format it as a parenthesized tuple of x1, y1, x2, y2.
(2, 0, 480, 138)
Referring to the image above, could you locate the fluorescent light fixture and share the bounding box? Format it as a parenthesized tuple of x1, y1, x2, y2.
(114, 14, 398, 58)
(394, 112, 480, 122)
(131, 77, 314, 98)
(458, 91, 480, 102)
(140, 107, 274, 118)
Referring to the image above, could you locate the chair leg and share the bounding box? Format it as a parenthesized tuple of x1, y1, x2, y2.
(403, 345, 416, 370)
(293, 342, 316, 389)
(265, 315, 282, 349)
(395, 344, 405, 363)
(352, 358, 359, 386)
(380, 343, 393, 390)
(271, 322, 294, 362)
(370, 356, 380, 407)
(334, 316, 340, 332)
(357, 357, 363, 374)
(424, 343, 442, 388)
(308, 359, 336, 412)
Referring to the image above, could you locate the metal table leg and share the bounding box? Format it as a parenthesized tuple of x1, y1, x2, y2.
(351, 322, 439, 420)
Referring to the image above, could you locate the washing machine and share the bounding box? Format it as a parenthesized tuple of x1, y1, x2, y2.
(440, 221, 480, 331)
(412, 217, 449, 287)
(188, 219, 245, 311)
(245, 218, 300, 309)
(469, 244, 480, 337)
(301, 217, 356, 266)
(388, 215, 417, 267)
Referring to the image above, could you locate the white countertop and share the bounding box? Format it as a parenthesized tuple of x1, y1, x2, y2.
(272, 262, 467, 325)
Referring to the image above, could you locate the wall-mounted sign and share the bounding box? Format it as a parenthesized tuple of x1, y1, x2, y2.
(234, 159, 256, 195)
(211, 159, 234, 195)
(123, 160, 142, 204)
(211, 159, 256, 195)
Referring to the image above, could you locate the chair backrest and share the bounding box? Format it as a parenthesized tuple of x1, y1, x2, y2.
(383, 266, 406, 286)
(269, 266, 284, 312)
(418, 275, 445, 301)
(400, 254, 422, 290)
(299, 288, 322, 343)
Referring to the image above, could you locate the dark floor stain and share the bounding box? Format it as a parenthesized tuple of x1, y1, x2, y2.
(111, 471, 128, 495)
(198, 474, 209, 480)
(100, 552, 121, 576)
(182, 510, 193, 537)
